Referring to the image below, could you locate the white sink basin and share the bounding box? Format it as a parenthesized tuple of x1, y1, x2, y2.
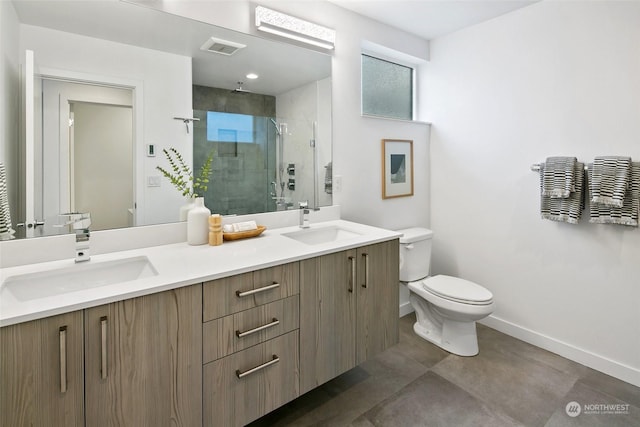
(282, 225, 362, 245)
(1, 256, 158, 302)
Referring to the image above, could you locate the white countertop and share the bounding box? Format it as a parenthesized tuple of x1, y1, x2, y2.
(0, 220, 401, 327)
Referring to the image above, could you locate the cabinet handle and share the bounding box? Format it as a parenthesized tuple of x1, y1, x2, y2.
(236, 282, 280, 298)
(348, 256, 355, 293)
(59, 326, 67, 393)
(100, 316, 108, 379)
(362, 253, 370, 288)
(236, 355, 280, 379)
(236, 318, 280, 338)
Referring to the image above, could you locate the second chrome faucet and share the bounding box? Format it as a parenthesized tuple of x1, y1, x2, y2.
(299, 201, 310, 228)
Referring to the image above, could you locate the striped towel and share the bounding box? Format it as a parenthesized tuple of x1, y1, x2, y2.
(541, 156, 577, 198)
(590, 156, 631, 208)
(588, 162, 639, 227)
(0, 162, 16, 240)
(324, 162, 332, 194)
(540, 161, 585, 224)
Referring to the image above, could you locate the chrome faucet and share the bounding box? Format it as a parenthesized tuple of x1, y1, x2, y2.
(299, 201, 310, 228)
(75, 227, 91, 263)
(58, 212, 91, 262)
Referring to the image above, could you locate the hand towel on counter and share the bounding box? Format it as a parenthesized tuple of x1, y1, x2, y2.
(541, 156, 577, 198)
(587, 162, 639, 227)
(540, 161, 585, 224)
(589, 156, 631, 208)
(224, 220, 258, 233)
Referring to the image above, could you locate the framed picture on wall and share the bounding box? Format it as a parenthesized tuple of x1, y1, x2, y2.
(382, 139, 414, 199)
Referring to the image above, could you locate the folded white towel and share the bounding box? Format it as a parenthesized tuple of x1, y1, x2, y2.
(228, 220, 258, 232)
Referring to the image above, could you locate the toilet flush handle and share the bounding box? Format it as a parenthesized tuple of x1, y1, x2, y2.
(404, 244, 415, 250)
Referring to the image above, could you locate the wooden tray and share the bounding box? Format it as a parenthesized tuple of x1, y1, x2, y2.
(223, 225, 267, 241)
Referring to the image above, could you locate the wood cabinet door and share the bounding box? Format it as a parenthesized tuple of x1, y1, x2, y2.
(299, 249, 357, 394)
(203, 331, 299, 427)
(84, 285, 202, 427)
(0, 311, 84, 427)
(356, 240, 400, 365)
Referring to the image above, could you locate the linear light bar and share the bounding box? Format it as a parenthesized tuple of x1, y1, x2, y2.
(255, 6, 335, 50)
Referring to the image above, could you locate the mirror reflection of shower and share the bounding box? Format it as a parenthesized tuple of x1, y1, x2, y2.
(270, 118, 289, 210)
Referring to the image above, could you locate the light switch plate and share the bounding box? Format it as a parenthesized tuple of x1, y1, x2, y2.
(147, 176, 161, 187)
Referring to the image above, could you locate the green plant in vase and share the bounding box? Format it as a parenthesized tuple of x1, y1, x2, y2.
(156, 148, 213, 198)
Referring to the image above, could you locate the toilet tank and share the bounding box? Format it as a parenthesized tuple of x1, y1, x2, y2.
(397, 227, 434, 282)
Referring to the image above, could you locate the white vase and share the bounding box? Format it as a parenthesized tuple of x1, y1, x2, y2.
(187, 197, 210, 245)
(179, 197, 196, 221)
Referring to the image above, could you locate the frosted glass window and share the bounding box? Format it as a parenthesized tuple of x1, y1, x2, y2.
(362, 54, 413, 120)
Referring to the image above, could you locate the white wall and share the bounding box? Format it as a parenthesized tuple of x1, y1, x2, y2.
(427, 0, 640, 386)
(19, 24, 193, 226)
(0, 0, 20, 224)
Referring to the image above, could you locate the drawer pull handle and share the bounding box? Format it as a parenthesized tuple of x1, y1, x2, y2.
(59, 326, 67, 393)
(236, 318, 280, 338)
(362, 253, 370, 288)
(236, 355, 280, 379)
(348, 256, 355, 293)
(100, 316, 108, 379)
(236, 282, 280, 298)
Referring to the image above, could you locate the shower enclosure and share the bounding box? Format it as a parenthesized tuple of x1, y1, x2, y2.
(192, 110, 279, 215)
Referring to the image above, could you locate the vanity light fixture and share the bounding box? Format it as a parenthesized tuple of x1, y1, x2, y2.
(255, 6, 335, 50)
(246, 73, 259, 79)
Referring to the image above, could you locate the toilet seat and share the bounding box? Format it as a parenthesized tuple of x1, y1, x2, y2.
(421, 275, 493, 306)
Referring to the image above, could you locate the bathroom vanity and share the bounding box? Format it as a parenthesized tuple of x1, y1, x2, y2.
(0, 220, 400, 427)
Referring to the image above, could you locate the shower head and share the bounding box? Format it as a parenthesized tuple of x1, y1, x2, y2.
(270, 119, 288, 136)
(270, 118, 282, 136)
(231, 81, 251, 94)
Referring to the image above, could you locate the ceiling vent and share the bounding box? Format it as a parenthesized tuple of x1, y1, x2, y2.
(200, 37, 246, 56)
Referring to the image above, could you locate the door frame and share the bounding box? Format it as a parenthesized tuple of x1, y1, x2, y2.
(37, 67, 144, 227)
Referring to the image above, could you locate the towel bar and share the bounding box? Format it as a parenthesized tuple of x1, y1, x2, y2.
(531, 163, 589, 172)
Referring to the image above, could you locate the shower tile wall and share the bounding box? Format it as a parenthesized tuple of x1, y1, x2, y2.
(192, 85, 276, 215)
(193, 85, 275, 117)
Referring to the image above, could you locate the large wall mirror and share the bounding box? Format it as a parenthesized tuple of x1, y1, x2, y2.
(2, 0, 332, 239)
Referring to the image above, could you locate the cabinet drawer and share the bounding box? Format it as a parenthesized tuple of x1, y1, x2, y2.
(203, 331, 299, 427)
(203, 295, 299, 363)
(203, 262, 299, 321)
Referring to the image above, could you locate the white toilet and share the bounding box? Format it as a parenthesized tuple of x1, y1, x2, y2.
(398, 227, 495, 356)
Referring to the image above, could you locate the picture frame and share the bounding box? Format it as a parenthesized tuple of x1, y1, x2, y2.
(382, 139, 414, 199)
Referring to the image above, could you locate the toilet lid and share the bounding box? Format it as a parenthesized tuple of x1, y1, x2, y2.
(422, 275, 493, 305)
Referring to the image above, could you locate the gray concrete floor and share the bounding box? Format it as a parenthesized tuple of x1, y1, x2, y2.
(250, 313, 640, 427)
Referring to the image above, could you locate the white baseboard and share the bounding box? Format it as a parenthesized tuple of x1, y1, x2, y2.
(399, 301, 414, 317)
(480, 315, 640, 388)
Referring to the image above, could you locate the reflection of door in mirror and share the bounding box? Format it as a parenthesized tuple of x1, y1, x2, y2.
(40, 80, 133, 232)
